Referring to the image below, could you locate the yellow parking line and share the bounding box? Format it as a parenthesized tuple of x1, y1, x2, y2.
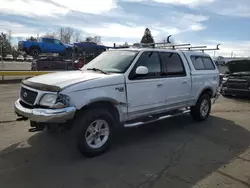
(0, 71, 55, 76)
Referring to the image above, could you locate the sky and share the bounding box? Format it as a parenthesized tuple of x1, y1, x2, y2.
(0, 0, 250, 57)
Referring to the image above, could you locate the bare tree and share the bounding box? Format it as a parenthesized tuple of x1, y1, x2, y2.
(7, 30, 12, 43)
(60, 27, 74, 44)
(43, 32, 57, 39)
(85, 36, 101, 44)
(73, 31, 81, 42)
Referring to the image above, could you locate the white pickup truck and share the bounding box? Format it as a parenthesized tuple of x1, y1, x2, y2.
(14, 47, 220, 157)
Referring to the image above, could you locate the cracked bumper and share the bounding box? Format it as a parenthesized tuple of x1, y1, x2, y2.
(14, 99, 76, 123)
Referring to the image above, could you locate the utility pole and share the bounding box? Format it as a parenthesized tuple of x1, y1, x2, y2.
(0, 42, 4, 80)
(60, 28, 63, 41)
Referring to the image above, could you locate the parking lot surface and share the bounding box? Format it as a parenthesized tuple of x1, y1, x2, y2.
(0, 83, 250, 188)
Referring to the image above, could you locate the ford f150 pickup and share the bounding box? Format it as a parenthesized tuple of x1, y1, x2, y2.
(14, 46, 220, 157)
(18, 38, 73, 57)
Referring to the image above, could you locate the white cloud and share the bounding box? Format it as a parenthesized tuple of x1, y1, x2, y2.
(189, 24, 205, 31)
(51, 0, 117, 14)
(83, 23, 160, 38)
(207, 0, 250, 17)
(0, 21, 45, 37)
(0, 0, 117, 17)
(151, 0, 215, 6)
(123, 0, 250, 17)
(0, 0, 68, 17)
(122, 0, 215, 6)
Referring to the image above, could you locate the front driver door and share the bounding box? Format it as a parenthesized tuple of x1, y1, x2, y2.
(126, 51, 166, 119)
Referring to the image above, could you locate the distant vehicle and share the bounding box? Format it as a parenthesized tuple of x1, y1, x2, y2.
(16, 55, 24, 62)
(25, 56, 33, 62)
(221, 60, 250, 97)
(18, 37, 73, 57)
(31, 56, 84, 71)
(4, 54, 13, 61)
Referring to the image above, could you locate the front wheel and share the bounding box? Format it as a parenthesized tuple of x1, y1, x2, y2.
(72, 109, 115, 157)
(30, 47, 40, 57)
(191, 94, 211, 121)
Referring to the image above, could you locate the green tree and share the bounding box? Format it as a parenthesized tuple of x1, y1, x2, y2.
(140, 28, 155, 45)
(26, 36, 37, 41)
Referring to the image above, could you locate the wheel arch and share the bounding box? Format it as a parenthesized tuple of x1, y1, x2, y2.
(29, 45, 41, 51)
(196, 87, 214, 103)
(76, 98, 124, 127)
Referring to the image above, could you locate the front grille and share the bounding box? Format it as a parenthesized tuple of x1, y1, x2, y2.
(20, 87, 38, 105)
(227, 80, 249, 90)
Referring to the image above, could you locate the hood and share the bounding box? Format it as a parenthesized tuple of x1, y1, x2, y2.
(65, 44, 73, 49)
(227, 60, 250, 73)
(23, 70, 111, 90)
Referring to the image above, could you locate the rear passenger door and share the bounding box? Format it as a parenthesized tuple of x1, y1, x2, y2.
(159, 52, 192, 108)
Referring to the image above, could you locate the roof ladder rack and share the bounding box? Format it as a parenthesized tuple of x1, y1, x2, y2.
(110, 35, 221, 52)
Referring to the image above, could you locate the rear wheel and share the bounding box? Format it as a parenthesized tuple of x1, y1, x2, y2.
(72, 108, 115, 157)
(191, 94, 211, 121)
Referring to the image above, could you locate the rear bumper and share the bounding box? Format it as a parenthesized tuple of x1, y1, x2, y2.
(221, 87, 250, 97)
(14, 99, 76, 123)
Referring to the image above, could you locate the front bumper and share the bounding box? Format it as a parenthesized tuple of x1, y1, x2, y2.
(221, 87, 250, 97)
(14, 99, 76, 123)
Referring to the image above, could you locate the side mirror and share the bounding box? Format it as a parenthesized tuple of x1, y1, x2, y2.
(135, 66, 148, 75)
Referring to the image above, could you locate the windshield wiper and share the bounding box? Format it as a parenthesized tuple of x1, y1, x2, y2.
(87, 68, 108, 74)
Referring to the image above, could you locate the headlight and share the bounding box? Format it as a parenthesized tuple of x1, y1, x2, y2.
(39, 94, 70, 108)
(222, 77, 228, 84)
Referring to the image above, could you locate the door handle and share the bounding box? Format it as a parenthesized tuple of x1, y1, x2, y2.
(157, 84, 163, 88)
(182, 80, 188, 84)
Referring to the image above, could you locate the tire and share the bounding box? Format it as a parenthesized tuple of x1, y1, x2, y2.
(72, 108, 115, 157)
(191, 93, 211, 121)
(30, 47, 40, 57)
(64, 49, 72, 58)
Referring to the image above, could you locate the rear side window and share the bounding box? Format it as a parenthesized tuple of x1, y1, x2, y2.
(191, 56, 215, 70)
(203, 57, 215, 69)
(160, 52, 186, 76)
(43, 38, 54, 44)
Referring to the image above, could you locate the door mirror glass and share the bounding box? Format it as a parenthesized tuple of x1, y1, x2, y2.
(135, 66, 148, 75)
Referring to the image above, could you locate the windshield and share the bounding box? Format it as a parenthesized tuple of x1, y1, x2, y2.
(82, 50, 139, 73)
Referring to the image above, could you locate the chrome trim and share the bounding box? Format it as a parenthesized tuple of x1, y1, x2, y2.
(124, 110, 190, 127)
(14, 99, 76, 123)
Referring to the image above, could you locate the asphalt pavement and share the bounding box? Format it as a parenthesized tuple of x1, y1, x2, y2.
(0, 83, 250, 188)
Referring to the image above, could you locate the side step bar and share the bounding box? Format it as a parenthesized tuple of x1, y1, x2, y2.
(124, 110, 190, 127)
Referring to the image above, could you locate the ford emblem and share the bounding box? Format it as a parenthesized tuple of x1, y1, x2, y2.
(23, 92, 27, 98)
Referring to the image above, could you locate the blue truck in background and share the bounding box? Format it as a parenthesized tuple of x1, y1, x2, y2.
(18, 37, 73, 57)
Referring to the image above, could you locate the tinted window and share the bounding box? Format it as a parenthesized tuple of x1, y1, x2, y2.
(191, 56, 205, 70)
(203, 57, 215, 69)
(191, 56, 215, 70)
(43, 38, 54, 44)
(54, 39, 62, 45)
(161, 52, 186, 76)
(135, 51, 161, 74)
